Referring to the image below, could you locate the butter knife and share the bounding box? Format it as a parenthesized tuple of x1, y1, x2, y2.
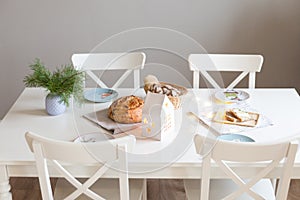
(187, 111, 221, 137)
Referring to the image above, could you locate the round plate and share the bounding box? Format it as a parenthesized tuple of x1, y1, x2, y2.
(217, 134, 255, 142)
(84, 88, 118, 103)
(215, 90, 250, 103)
(73, 132, 114, 143)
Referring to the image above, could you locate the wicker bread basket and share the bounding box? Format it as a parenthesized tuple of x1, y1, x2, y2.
(144, 82, 188, 109)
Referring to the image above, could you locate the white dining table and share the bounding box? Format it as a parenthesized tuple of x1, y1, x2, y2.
(1, 87, 300, 199)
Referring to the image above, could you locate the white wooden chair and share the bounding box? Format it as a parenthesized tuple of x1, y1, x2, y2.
(184, 134, 298, 200)
(72, 53, 146, 89)
(25, 131, 146, 200)
(189, 54, 264, 89)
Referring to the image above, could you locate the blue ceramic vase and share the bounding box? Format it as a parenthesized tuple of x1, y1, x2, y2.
(45, 93, 66, 116)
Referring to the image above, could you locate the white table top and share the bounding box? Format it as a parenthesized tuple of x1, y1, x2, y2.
(1, 88, 300, 178)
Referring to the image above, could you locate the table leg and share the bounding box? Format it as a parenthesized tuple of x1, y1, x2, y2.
(0, 165, 12, 200)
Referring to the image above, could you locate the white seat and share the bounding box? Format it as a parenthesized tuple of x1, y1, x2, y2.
(25, 132, 146, 200)
(71, 52, 146, 89)
(184, 134, 298, 200)
(189, 54, 264, 89)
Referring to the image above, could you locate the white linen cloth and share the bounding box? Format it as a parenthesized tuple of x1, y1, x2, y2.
(83, 109, 141, 134)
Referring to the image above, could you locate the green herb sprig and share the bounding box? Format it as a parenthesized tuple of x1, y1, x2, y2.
(24, 59, 84, 106)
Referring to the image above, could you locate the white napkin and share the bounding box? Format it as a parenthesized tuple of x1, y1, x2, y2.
(83, 109, 141, 134)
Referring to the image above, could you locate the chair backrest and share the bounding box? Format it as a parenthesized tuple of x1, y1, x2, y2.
(25, 131, 136, 200)
(71, 52, 146, 89)
(189, 54, 264, 89)
(194, 134, 298, 200)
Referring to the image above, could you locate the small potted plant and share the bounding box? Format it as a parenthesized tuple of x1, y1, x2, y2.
(24, 59, 84, 115)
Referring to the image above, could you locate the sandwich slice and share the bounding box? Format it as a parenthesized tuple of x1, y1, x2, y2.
(225, 111, 238, 122)
(229, 108, 252, 122)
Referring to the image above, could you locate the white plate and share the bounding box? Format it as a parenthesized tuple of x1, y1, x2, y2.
(84, 88, 118, 103)
(215, 90, 250, 102)
(73, 132, 114, 143)
(217, 134, 255, 142)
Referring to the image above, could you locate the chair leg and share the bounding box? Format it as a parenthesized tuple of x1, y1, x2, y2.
(142, 179, 147, 200)
(270, 178, 277, 192)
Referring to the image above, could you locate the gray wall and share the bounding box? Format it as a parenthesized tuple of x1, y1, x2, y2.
(1, 0, 300, 119)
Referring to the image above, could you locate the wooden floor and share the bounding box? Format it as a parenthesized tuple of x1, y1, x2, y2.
(10, 178, 300, 199)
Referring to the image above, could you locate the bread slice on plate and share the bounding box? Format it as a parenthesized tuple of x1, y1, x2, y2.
(228, 108, 253, 122)
(213, 108, 259, 127)
(225, 111, 238, 122)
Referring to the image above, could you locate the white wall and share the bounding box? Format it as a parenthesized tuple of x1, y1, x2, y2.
(1, 0, 300, 118)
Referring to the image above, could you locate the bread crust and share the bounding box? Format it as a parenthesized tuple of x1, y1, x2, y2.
(225, 111, 238, 122)
(230, 108, 251, 122)
(108, 95, 144, 123)
(224, 109, 252, 122)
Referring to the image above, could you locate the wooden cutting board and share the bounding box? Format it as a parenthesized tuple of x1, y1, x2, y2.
(213, 109, 260, 127)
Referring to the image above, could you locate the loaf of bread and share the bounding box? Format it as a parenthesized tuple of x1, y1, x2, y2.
(108, 95, 144, 124)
